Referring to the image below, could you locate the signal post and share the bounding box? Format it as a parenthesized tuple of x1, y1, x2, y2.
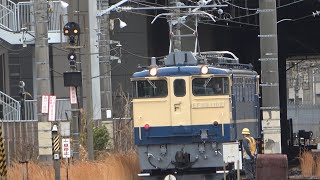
(62, 22, 82, 160)
(52, 124, 60, 180)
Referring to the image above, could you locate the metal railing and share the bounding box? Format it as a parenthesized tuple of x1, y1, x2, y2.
(0, 0, 67, 32)
(0, 90, 71, 121)
(0, 91, 20, 121)
(0, 0, 16, 31)
(0, 90, 72, 164)
(24, 99, 71, 121)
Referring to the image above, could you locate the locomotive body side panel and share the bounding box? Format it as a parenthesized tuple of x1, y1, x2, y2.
(232, 75, 260, 140)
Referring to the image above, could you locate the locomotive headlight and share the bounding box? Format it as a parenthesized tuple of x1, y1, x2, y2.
(149, 67, 158, 76)
(200, 65, 209, 74)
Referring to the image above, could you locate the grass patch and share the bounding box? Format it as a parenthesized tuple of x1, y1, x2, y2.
(8, 151, 140, 180)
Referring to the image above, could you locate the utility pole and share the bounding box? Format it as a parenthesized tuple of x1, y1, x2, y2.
(86, 0, 102, 160)
(34, 0, 51, 161)
(259, 0, 281, 154)
(98, 0, 113, 125)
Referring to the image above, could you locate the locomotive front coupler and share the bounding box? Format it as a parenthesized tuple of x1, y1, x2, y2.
(172, 148, 198, 169)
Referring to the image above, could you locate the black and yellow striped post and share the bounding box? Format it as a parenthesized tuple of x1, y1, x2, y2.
(52, 135, 60, 157)
(0, 125, 7, 178)
(52, 124, 60, 180)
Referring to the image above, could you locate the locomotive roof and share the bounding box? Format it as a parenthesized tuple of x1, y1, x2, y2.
(132, 66, 257, 78)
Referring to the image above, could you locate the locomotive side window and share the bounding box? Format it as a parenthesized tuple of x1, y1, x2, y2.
(174, 79, 186, 97)
(192, 77, 229, 96)
(133, 80, 168, 98)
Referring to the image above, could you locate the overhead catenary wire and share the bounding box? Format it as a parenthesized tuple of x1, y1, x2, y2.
(126, 5, 315, 28)
(285, 36, 320, 71)
(121, 47, 166, 59)
(277, 0, 304, 9)
(131, 0, 165, 7)
(223, 1, 258, 11)
(224, 0, 305, 11)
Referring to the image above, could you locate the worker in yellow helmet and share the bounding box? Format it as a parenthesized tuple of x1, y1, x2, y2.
(242, 128, 257, 180)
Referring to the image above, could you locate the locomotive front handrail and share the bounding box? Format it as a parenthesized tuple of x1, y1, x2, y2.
(200, 51, 239, 63)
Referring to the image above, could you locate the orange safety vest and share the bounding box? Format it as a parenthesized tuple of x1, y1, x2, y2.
(243, 136, 257, 159)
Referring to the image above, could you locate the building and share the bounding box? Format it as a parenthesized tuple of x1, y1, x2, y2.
(287, 56, 320, 140)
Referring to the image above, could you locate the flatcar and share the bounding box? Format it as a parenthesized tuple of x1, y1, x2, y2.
(131, 51, 260, 179)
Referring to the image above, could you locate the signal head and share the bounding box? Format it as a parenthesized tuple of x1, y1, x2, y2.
(63, 22, 80, 36)
(68, 52, 77, 61)
(68, 52, 77, 68)
(64, 29, 69, 35)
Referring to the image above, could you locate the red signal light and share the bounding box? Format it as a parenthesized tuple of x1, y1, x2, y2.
(144, 124, 150, 130)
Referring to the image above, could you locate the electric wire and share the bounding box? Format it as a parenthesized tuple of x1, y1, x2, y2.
(227, 12, 259, 21)
(121, 47, 167, 59)
(285, 37, 320, 71)
(223, 1, 258, 11)
(215, 17, 259, 27)
(130, 0, 164, 7)
(293, 14, 313, 21)
(50, 68, 63, 76)
(223, 0, 305, 12)
(126, 4, 313, 28)
(130, 0, 181, 11)
(277, 0, 304, 9)
(199, 20, 257, 30)
(125, 10, 160, 18)
(91, 63, 122, 79)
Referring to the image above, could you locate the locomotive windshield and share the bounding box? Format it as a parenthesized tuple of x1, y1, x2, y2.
(192, 77, 229, 96)
(133, 80, 168, 98)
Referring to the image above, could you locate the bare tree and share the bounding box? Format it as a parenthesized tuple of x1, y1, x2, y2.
(112, 84, 135, 152)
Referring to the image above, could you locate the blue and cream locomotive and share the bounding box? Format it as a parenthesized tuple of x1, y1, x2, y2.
(131, 51, 260, 178)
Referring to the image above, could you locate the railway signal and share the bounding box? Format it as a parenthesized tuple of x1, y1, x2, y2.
(68, 52, 77, 69)
(63, 22, 80, 45)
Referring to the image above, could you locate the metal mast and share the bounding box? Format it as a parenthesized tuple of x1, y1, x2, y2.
(98, 0, 113, 124)
(170, 0, 182, 52)
(259, 0, 281, 153)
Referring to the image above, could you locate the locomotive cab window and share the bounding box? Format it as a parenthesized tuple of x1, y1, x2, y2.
(132, 79, 168, 98)
(192, 77, 229, 96)
(174, 79, 186, 97)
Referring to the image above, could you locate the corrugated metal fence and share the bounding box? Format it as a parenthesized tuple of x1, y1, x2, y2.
(287, 102, 320, 140)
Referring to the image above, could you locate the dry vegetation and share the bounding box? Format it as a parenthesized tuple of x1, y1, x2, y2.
(5, 85, 138, 180)
(299, 151, 314, 177)
(299, 150, 320, 178)
(7, 151, 140, 180)
(315, 155, 320, 178)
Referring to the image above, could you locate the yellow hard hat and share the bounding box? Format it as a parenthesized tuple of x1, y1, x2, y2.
(242, 128, 250, 135)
